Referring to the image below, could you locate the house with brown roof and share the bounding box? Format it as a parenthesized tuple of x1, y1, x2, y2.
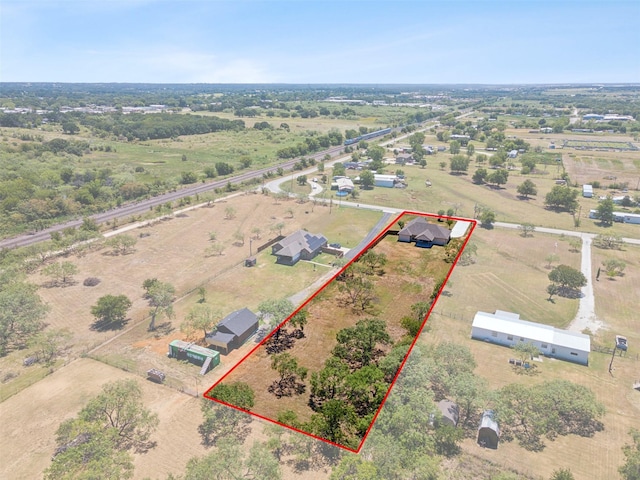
(397, 217, 450, 247)
(271, 229, 328, 266)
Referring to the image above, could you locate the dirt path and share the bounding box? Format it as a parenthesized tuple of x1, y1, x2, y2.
(567, 234, 605, 333)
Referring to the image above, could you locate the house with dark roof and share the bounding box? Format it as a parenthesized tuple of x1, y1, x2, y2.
(397, 217, 450, 247)
(205, 308, 259, 355)
(271, 230, 328, 266)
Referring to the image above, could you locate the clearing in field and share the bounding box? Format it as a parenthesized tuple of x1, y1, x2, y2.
(204, 212, 476, 451)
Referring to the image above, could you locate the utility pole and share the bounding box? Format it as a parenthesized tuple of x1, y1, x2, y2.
(609, 341, 618, 375)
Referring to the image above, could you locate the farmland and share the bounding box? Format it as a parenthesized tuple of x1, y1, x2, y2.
(1, 84, 640, 479)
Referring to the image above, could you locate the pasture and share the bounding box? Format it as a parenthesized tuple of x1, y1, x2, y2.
(210, 225, 459, 443)
(0, 193, 383, 400)
(416, 225, 640, 479)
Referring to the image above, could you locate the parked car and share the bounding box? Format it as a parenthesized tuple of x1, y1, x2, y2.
(329, 243, 341, 249)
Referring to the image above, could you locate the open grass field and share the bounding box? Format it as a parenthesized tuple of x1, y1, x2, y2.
(0, 357, 329, 480)
(0, 193, 383, 400)
(411, 225, 640, 479)
(210, 219, 462, 446)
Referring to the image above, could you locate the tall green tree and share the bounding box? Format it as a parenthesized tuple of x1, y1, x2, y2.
(359, 170, 374, 189)
(42, 261, 78, 286)
(146, 281, 175, 331)
(548, 264, 587, 292)
(90, 294, 132, 330)
(596, 196, 615, 226)
(332, 318, 391, 369)
(619, 428, 640, 480)
(517, 179, 538, 198)
(181, 304, 220, 341)
(0, 279, 48, 355)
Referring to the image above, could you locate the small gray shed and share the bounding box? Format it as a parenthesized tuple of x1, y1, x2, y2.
(477, 410, 500, 449)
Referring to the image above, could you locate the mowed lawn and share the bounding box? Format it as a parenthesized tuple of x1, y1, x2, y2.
(412, 225, 640, 479)
(211, 223, 460, 433)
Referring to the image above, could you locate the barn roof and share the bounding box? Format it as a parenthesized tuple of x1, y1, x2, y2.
(217, 307, 258, 337)
(472, 310, 590, 352)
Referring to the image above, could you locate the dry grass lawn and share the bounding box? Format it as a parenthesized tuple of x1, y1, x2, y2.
(414, 225, 640, 479)
(211, 222, 460, 444)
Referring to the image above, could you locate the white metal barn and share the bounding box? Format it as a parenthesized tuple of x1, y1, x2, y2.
(471, 310, 590, 366)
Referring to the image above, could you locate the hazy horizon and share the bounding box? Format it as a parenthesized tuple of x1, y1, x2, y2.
(1, 0, 638, 85)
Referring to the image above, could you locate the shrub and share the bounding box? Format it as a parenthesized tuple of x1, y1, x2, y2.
(83, 277, 101, 287)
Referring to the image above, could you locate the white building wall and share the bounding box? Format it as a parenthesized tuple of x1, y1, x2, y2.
(471, 326, 588, 365)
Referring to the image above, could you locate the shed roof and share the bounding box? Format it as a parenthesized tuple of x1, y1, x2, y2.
(472, 310, 590, 352)
(169, 340, 220, 359)
(218, 307, 258, 336)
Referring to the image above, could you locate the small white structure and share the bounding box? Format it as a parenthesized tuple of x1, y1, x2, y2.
(507, 150, 518, 159)
(471, 310, 590, 366)
(583, 184, 593, 198)
(334, 177, 354, 193)
(374, 174, 399, 188)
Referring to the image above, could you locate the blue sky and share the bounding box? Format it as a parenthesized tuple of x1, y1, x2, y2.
(1, 0, 638, 84)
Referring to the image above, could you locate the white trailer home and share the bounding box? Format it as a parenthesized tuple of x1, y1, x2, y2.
(471, 310, 590, 366)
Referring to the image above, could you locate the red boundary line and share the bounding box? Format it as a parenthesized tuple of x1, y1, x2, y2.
(203, 210, 477, 453)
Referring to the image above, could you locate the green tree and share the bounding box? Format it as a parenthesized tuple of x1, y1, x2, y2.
(258, 298, 294, 331)
(512, 341, 540, 362)
(332, 318, 391, 369)
(548, 264, 587, 291)
(472, 168, 488, 184)
(518, 222, 535, 237)
(449, 140, 461, 154)
(90, 294, 132, 330)
(466, 143, 475, 157)
(270, 353, 308, 398)
(593, 233, 624, 250)
(359, 169, 374, 189)
(550, 468, 575, 480)
(45, 379, 159, 479)
(329, 454, 379, 480)
(337, 270, 375, 311)
(42, 261, 78, 286)
(619, 428, 640, 480)
(602, 258, 626, 278)
(479, 208, 496, 228)
(517, 179, 538, 198)
(0, 279, 48, 355)
(146, 281, 175, 331)
(449, 155, 470, 174)
(545, 186, 578, 212)
(208, 382, 255, 410)
(29, 327, 72, 365)
(289, 308, 308, 333)
(45, 421, 134, 480)
(79, 379, 159, 451)
(198, 399, 253, 446)
(105, 234, 137, 255)
(367, 145, 385, 163)
(488, 169, 509, 187)
(545, 253, 560, 268)
(596, 196, 615, 226)
(181, 304, 220, 341)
